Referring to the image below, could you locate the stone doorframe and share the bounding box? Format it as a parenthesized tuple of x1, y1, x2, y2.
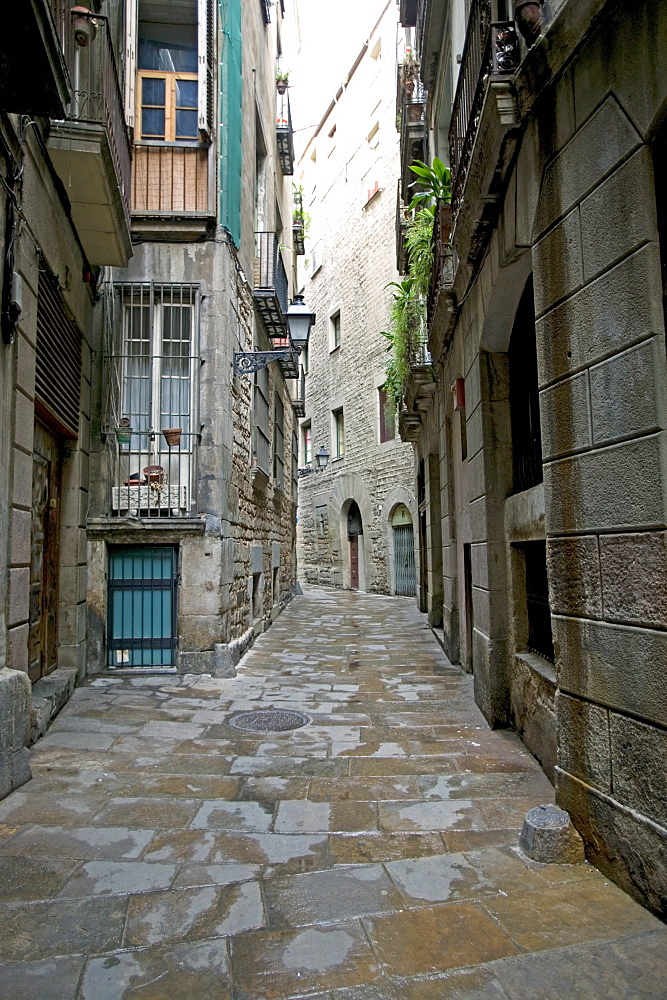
(329, 473, 374, 592)
(383, 486, 418, 596)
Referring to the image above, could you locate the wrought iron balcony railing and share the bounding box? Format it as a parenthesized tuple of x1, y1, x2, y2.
(293, 187, 306, 255)
(400, 77, 427, 205)
(292, 365, 306, 417)
(428, 201, 454, 322)
(396, 183, 410, 275)
(277, 92, 295, 176)
(448, 0, 519, 223)
(60, 9, 131, 221)
(253, 232, 290, 341)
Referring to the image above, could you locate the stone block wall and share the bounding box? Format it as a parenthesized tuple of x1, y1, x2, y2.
(295, 7, 416, 595)
(527, 0, 667, 916)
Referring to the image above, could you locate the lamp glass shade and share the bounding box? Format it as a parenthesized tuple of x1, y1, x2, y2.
(316, 445, 330, 469)
(286, 294, 316, 347)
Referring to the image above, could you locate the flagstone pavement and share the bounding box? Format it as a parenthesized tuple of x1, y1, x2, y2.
(0, 585, 666, 999)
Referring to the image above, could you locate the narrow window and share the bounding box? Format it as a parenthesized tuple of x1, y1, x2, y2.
(332, 408, 345, 458)
(379, 386, 395, 442)
(274, 393, 284, 489)
(253, 366, 271, 475)
(509, 276, 543, 493)
(302, 422, 312, 465)
(330, 310, 341, 350)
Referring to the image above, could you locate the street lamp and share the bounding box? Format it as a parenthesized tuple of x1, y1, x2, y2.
(315, 445, 330, 470)
(286, 293, 316, 349)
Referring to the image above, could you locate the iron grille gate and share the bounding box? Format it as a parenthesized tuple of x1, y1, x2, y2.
(108, 547, 178, 668)
(394, 525, 416, 597)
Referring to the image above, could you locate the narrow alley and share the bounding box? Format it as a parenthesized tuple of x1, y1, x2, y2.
(0, 587, 665, 999)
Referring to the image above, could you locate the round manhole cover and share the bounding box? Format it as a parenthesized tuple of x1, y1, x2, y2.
(228, 710, 311, 733)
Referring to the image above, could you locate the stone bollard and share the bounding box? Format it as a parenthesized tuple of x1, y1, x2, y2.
(519, 803, 585, 864)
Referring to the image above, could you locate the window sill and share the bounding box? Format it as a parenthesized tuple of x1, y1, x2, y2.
(329, 344, 341, 355)
(515, 650, 556, 688)
(87, 517, 206, 540)
(251, 468, 270, 493)
(331, 455, 345, 464)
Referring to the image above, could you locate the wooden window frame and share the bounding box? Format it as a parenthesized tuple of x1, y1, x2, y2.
(137, 69, 199, 142)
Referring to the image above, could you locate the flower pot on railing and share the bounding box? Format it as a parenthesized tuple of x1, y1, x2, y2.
(277, 80, 288, 94)
(143, 465, 165, 484)
(438, 202, 452, 248)
(115, 418, 132, 445)
(162, 427, 182, 447)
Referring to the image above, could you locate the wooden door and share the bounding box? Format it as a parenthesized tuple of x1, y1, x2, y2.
(349, 535, 359, 590)
(28, 422, 61, 682)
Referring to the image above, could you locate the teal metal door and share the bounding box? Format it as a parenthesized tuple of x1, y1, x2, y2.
(394, 525, 416, 597)
(108, 547, 177, 667)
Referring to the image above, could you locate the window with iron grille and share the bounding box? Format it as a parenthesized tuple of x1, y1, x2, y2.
(517, 540, 555, 663)
(509, 276, 543, 494)
(379, 386, 395, 443)
(110, 283, 199, 518)
(253, 366, 271, 476)
(274, 393, 284, 489)
(108, 546, 178, 668)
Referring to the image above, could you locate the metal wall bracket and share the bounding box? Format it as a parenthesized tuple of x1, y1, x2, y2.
(233, 349, 300, 377)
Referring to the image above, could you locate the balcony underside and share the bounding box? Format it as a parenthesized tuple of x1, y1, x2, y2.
(253, 292, 289, 341)
(452, 81, 519, 272)
(0, 0, 70, 117)
(48, 120, 132, 266)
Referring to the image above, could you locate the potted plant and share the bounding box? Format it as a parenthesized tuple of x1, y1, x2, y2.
(115, 417, 132, 445)
(143, 465, 165, 484)
(276, 69, 289, 94)
(162, 427, 182, 447)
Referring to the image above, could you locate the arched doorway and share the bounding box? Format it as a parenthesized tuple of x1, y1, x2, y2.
(347, 501, 363, 590)
(391, 504, 416, 596)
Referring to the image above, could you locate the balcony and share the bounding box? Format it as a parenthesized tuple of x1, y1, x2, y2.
(109, 429, 197, 519)
(131, 144, 213, 236)
(0, 0, 70, 117)
(47, 9, 132, 266)
(276, 93, 295, 175)
(396, 183, 410, 275)
(293, 188, 306, 255)
(399, 76, 427, 206)
(397, 328, 436, 443)
(415, 0, 449, 90)
(448, 0, 520, 253)
(292, 366, 306, 418)
(427, 201, 454, 324)
(253, 232, 290, 339)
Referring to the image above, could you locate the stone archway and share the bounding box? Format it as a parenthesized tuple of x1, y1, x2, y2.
(383, 485, 418, 597)
(330, 473, 374, 592)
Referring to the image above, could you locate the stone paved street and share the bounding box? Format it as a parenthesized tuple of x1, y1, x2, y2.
(0, 586, 666, 999)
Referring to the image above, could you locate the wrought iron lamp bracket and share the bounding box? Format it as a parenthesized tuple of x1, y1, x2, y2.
(233, 349, 300, 377)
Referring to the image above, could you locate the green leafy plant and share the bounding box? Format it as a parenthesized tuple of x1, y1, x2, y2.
(408, 157, 451, 211)
(382, 278, 425, 410)
(404, 205, 435, 298)
(276, 68, 290, 84)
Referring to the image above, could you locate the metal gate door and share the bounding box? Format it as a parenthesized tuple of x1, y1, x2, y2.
(393, 524, 416, 597)
(108, 547, 178, 668)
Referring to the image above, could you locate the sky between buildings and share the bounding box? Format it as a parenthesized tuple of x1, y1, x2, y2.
(285, 0, 392, 155)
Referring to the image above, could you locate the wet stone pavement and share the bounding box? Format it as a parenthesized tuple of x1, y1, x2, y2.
(1, 586, 666, 999)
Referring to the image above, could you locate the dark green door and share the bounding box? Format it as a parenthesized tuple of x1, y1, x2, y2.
(108, 546, 177, 667)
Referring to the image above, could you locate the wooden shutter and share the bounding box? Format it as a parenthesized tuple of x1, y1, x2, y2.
(35, 269, 82, 438)
(124, 0, 138, 128)
(198, 0, 215, 134)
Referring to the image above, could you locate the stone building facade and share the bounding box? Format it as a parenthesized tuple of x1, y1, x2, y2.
(0, 0, 301, 798)
(86, 0, 301, 677)
(397, 0, 667, 916)
(295, 2, 418, 596)
(0, 0, 132, 795)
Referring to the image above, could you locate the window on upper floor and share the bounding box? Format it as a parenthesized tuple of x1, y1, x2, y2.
(302, 422, 312, 465)
(128, 0, 214, 140)
(509, 276, 543, 494)
(330, 310, 341, 351)
(332, 407, 345, 458)
(274, 393, 285, 489)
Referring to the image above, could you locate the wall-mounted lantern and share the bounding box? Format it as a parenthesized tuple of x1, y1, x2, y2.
(285, 293, 316, 349)
(315, 445, 330, 470)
